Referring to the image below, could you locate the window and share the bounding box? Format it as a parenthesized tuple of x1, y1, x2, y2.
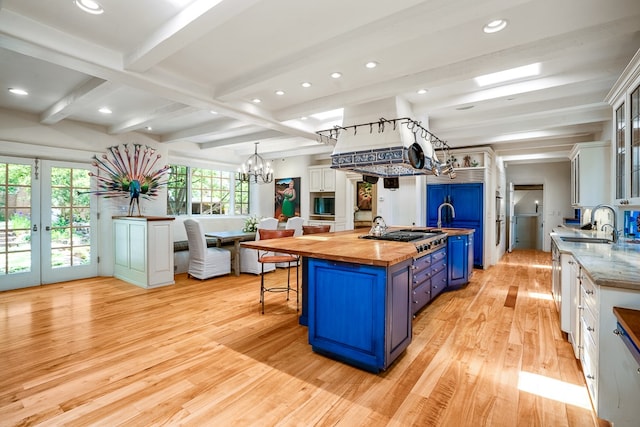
(167, 165, 188, 215)
(166, 165, 249, 215)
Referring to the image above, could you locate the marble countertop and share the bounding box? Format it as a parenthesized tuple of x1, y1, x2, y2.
(551, 227, 640, 291)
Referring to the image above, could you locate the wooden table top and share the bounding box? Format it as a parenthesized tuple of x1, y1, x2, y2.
(240, 227, 471, 267)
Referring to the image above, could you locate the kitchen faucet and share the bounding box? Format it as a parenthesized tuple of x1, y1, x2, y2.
(591, 204, 618, 243)
(437, 202, 455, 229)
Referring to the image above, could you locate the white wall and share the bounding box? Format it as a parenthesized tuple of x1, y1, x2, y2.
(505, 161, 573, 252)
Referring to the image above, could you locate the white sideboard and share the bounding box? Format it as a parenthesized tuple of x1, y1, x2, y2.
(113, 216, 175, 288)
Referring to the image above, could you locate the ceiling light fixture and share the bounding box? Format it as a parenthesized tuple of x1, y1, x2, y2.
(98, 107, 112, 114)
(8, 88, 28, 96)
(365, 61, 378, 69)
(275, 90, 285, 96)
(239, 142, 273, 184)
(75, 0, 104, 15)
(252, 98, 261, 103)
(145, 126, 152, 131)
(483, 19, 507, 33)
(474, 63, 540, 87)
(210, 110, 218, 114)
(330, 72, 342, 79)
(417, 89, 427, 95)
(301, 82, 312, 88)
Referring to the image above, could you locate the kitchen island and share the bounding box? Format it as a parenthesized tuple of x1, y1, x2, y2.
(551, 228, 640, 426)
(242, 227, 473, 372)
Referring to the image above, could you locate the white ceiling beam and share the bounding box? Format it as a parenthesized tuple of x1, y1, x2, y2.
(39, 77, 111, 124)
(161, 118, 251, 143)
(108, 103, 195, 134)
(124, 0, 263, 72)
(200, 130, 283, 149)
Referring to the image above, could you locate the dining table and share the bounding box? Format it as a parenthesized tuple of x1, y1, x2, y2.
(204, 230, 256, 276)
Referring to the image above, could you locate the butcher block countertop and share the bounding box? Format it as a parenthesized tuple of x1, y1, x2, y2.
(241, 227, 473, 267)
(614, 307, 640, 354)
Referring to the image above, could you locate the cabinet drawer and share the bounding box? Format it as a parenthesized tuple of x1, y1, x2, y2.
(580, 318, 598, 403)
(413, 253, 433, 270)
(431, 248, 446, 263)
(412, 282, 431, 314)
(580, 274, 598, 314)
(431, 269, 447, 300)
(581, 306, 598, 348)
(431, 259, 447, 277)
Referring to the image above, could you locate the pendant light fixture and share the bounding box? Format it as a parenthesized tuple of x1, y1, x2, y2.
(240, 142, 273, 184)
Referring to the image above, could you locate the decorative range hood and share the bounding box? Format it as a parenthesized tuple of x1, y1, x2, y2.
(316, 97, 452, 178)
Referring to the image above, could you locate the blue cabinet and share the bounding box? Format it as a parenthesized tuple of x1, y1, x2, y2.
(447, 233, 474, 288)
(427, 183, 483, 268)
(411, 247, 447, 315)
(307, 257, 412, 372)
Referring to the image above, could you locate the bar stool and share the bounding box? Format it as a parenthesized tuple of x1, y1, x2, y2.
(258, 228, 299, 314)
(302, 225, 331, 235)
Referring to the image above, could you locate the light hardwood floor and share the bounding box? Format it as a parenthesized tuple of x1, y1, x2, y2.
(0, 250, 605, 426)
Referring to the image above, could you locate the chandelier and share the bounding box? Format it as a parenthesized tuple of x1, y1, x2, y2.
(240, 142, 273, 184)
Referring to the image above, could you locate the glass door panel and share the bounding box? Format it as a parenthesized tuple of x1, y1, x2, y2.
(41, 161, 96, 284)
(0, 157, 40, 290)
(616, 103, 626, 200)
(631, 85, 640, 198)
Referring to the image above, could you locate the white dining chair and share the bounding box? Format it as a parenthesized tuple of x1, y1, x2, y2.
(239, 217, 278, 274)
(183, 219, 231, 279)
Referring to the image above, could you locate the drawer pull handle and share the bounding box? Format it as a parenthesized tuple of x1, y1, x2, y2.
(613, 329, 621, 335)
(587, 326, 595, 332)
(586, 374, 595, 380)
(585, 290, 594, 295)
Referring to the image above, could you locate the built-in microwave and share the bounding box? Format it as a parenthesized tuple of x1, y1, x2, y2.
(314, 197, 335, 215)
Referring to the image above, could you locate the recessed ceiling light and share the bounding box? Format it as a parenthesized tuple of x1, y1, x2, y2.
(417, 89, 427, 95)
(252, 98, 261, 103)
(330, 72, 342, 79)
(365, 61, 378, 69)
(210, 110, 218, 114)
(145, 126, 152, 131)
(474, 63, 540, 87)
(301, 82, 312, 88)
(75, 0, 104, 15)
(483, 19, 507, 34)
(275, 90, 285, 96)
(8, 88, 28, 96)
(301, 117, 308, 120)
(98, 107, 112, 114)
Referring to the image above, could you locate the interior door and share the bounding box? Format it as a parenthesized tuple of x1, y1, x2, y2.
(0, 157, 41, 290)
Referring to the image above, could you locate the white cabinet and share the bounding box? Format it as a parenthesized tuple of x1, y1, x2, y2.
(569, 142, 610, 207)
(559, 254, 577, 333)
(113, 216, 175, 288)
(309, 166, 335, 192)
(307, 220, 346, 232)
(606, 49, 640, 206)
(576, 269, 640, 425)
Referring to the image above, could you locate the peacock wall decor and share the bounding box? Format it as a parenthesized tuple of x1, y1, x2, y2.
(87, 144, 170, 216)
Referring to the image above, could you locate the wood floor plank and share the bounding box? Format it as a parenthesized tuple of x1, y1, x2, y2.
(0, 250, 605, 426)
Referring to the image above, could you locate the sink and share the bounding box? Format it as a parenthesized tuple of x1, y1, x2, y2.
(560, 236, 611, 244)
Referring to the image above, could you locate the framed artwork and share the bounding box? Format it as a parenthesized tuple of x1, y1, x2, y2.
(275, 177, 300, 221)
(357, 181, 373, 211)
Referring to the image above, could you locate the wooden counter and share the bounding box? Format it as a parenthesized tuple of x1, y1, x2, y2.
(241, 229, 418, 267)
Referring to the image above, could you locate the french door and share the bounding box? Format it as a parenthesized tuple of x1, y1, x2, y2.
(0, 157, 97, 290)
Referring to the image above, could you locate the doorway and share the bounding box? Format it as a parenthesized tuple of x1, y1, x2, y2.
(0, 156, 97, 291)
(511, 184, 543, 250)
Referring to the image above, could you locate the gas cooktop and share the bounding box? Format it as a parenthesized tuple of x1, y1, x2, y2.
(359, 229, 444, 242)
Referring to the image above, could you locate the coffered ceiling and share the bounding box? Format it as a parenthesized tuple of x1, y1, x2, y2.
(0, 0, 638, 162)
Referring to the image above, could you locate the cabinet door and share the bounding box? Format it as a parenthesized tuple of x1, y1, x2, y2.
(449, 183, 483, 222)
(322, 168, 336, 191)
(309, 168, 323, 192)
(426, 184, 447, 227)
(447, 235, 467, 286)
